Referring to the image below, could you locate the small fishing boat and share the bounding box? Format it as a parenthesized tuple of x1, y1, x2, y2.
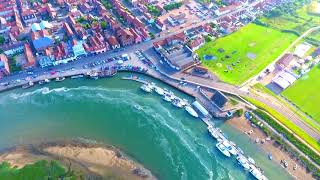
(216, 142, 231, 157)
(172, 99, 183, 108)
(236, 155, 250, 170)
(140, 84, 152, 93)
(39, 79, 50, 85)
(162, 94, 172, 102)
(154, 86, 164, 95)
(71, 75, 84, 79)
(55, 77, 65, 82)
(22, 81, 34, 89)
(222, 140, 238, 155)
(185, 106, 198, 118)
(208, 126, 219, 139)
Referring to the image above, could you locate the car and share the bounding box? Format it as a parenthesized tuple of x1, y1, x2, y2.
(50, 71, 56, 75)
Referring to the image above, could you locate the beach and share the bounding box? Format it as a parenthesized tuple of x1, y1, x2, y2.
(0, 140, 155, 180)
(227, 116, 314, 180)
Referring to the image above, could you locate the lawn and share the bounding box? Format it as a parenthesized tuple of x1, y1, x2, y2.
(196, 23, 297, 85)
(282, 65, 320, 122)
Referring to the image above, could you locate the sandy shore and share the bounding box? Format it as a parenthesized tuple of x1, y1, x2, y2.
(227, 116, 314, 180)
(0, 140, 156, 180)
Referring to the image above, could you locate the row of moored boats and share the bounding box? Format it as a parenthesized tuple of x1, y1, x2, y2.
(208, 124, 267, 180)
(140, 83, 199, 118)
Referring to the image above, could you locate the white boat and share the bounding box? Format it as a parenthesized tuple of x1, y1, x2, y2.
(236, 155, 250, 170)
(222, 141, 238, 155)
(154, 86, 164, 95)
(216, 142, 231, 157)
(140, 84, 152, 93)
(71, 75, 84, 79)
(249, 165, 263, 180)
(172, 99, 183, 108)
(55, 77, 65, 82)
(248, 157, 256, 164)
(39, 79, 50, 85)
(162, 94, 172, 102)
(208, 126, 219, 139)
(180, 99, 188, 106)
(22, 81, 34, 89)
(185, 106, 198, 118)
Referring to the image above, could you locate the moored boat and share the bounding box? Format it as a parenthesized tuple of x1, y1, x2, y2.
(140, 84, 152, 93)
(154, 86, 164, 95)
(172, 99, 183, 108)
(162, 94, 172, 102)
(71, 75, 84, 79)
(222, 140, 238, 155)
(39, 79, 50, 85)
(22, 81, 34, 89)
(216, 142, 231, 157)
(236, 155, 250, 170)
(249, 164, 263, 180)
(55, 77, 65, 82)
(208, 126, 219, 139)
(185, 106, 198, 118)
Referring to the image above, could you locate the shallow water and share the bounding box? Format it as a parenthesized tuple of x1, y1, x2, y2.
(0, 73, 292, 180)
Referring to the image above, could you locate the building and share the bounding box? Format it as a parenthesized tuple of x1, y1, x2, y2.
(0, 42, 24, 55)
(71, 39, 87, 57)
(116, 28, 134, 46)
(187, 35, 205, 51)
(153, 33, 195, 71)
(31, 30, 54, 51)
(21, 9, 37, 24)
(23, 43, 36, 68)
(210, 91, 228, 108)
(167, 13, 186, 26)
(276, 53, 294, 70)
(272, 71, 297, 90)
(107, 36, 120, 49)
(0, 54, 10, 78)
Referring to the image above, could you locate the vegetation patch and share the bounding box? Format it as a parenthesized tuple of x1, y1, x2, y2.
(0, 160, 79, 179)
(244, 97, 320, 153)
(163, 2, 183, 11)
(282, 65, 320, 122)
(196, 23, 297, 85)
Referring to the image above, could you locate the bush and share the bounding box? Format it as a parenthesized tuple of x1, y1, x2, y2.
(146, 4, 161, 17)
(164, 2, 183, 11)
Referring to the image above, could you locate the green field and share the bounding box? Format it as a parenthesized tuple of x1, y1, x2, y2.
(196, 23, 297, 85)
(282, 65, 320, 122)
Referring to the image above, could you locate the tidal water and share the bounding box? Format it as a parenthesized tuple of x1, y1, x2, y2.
(0, 73, 292, 180)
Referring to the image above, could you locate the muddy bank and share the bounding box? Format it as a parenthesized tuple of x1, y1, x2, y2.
(0, 140, 156, 180)
(227, 116, 314, 180)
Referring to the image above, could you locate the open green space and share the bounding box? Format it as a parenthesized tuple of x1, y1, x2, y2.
(196, 23, 297, 85)
(244, 97, 320, 153)
(0, 160, 79, 179)
(282, 65, 320, 122)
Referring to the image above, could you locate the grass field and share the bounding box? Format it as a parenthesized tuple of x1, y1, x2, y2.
(282, 65, 320, 122)
(196, 23, 297, 85)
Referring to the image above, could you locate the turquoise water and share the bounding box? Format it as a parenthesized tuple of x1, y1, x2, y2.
(0, 73, 292, 180)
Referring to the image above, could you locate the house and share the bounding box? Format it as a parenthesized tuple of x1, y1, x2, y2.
(31, 29, 54, 51)
(21, 9, 37, 24)
(83, 34, 109, 54)
(71, 39, 87, 57)
(107, 36, 120, 49)
(167, 13, 186, 26)
(0, 54, 10, 78)
(23, 43, 36, 68)
(79, 3, 92, 13)
(188, 35, 205, 51)
(0, 42, 24, 56)
(276, 53, 294, 70)
(116, 28, 135, 46)
(63, 22, 74, 37)
(0, 17, 10, 34)
(46, 3, 57, 19)
(129, 28, 142, 44)
(155, 18, 165, 31)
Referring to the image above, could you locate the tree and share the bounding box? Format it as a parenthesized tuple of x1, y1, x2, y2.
(0, 35, 5, 45)
(100, 21, 107, 30)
